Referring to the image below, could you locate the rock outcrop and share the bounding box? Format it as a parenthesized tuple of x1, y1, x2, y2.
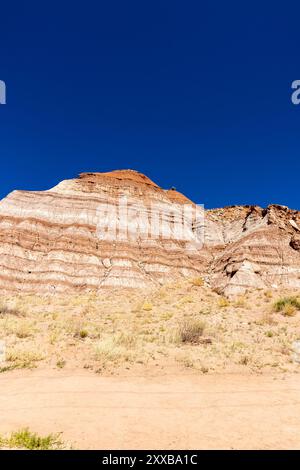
(207, 205, 300, 295)
(0, 170, 207, 293)
(0, 169, 299, 295)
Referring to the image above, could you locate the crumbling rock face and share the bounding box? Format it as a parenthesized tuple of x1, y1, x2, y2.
(208, 206, 300, 295)
(0, 169, 299, 295)
(290, 234, 300, 251)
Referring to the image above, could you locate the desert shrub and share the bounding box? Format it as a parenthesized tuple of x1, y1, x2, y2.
(14, 321, 33, 338)
(190, 277, 204, 287)
(273, 297, 300, 314)
(264, 290, 273, 299)
(142, 301, 153, 311)
(69, 318, 90, 339)
(56, 359, 66, 369)
(6, 347, 44, 369)
(178, 319, 206, 344)
(160, 311, 173, 321)
(78, 329, 88, 339)
(233, 296, 247, 308)
(282, 304, 296, 317)
(239, 355, 249, 365)
(178, 295, 193, 304)
(94, 334, 135, 363)
(0, 428, 62, 450)
(218, 297, 230, 308)
(114, 331, 136, 347)
(1, 318, 34, 338)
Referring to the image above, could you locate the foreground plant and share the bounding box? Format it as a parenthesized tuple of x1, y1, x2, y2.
(273, 297, 300, 315)
(178, 319, 206, 344)
(0, 428, 63, 450)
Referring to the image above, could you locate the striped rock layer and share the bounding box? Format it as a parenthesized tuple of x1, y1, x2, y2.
(0, 170, 299, 295)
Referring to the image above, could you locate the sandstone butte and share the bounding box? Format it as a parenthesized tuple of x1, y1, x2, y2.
(0, 169, 299, 296)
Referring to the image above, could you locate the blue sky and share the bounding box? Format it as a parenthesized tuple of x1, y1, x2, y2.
(0, 1, 299, 208)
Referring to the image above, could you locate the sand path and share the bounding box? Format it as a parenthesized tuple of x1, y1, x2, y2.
(0, 369, 299, 449)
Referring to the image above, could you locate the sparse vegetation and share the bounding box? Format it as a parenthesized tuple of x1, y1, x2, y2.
(0, 281, 299, 375)
(177, 319, 206, 344)
(218, 297, 230, 308)
(78, 329, 89, 339)
(282, 304, 297, 317)
(0, 317, 34, 338)
(190, 277, 204, 287)
(94, 335, 133, 364)
(239, 355, 249, 365)
(0, 428, 63, 450)
(233, 296, 247, 308)
(264, 290, 273, 299)
(273, 296, 300, 314)
(142, 301, 153, 311)
(6, 347, 44, 369)
(56, 359, 66, 368)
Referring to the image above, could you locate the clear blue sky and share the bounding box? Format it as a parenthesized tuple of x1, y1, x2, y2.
(0, 1, 299, 209)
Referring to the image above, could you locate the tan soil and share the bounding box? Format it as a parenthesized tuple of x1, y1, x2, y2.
(0, 368, 300, 450)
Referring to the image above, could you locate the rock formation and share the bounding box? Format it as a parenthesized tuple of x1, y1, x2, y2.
(0, 169, 299, 295)
(207, 205, 300, 295)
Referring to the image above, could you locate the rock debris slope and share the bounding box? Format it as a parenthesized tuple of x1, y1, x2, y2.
(0, 170, 299, 295)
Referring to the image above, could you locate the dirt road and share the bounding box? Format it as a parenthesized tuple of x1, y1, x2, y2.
(0, 369, 299, 449)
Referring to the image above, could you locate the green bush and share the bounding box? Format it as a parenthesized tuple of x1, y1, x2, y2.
(1, 428, 62, 450)
(273, 296, 300, 313)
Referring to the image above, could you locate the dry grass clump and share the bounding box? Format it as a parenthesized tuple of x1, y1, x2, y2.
(282, 304, 297, 317)
(56, 359, 66, 369)
(114, 331, 137, 348)
(77, 329, 89, 339)
(273, 297, 300, 316)
(0, 428, 63, 450)
(94, 332, 136, 364)
(218, 297, 230, 308)
(4, 319, 34, 338)
(72, 321, 89, 339)
(190, 277, 204, 287)
(176, 319, 206, 344)
(233, 296, 247, 308)
(5, 347, 44, 370)
(264, 290, 273, 299)
(142, 301, 153, 311)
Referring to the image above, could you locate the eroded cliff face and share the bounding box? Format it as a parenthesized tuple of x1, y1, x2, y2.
(0, 169, 299, 295)
(207, 205, 300, 295)
(0, 170, 207, 293)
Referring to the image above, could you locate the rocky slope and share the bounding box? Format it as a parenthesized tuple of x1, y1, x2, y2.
(0, 169, 299, 295)
(207, 205, 300, 295)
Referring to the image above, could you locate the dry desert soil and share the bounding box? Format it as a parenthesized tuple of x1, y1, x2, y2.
(0, 369, 300, 449)
(0, 280, 300, 449)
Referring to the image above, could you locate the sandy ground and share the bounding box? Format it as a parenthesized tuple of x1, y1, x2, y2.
(0, 369, 300, 449)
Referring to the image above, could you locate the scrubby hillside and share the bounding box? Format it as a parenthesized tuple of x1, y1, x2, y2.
(1, 280, 300, 375)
